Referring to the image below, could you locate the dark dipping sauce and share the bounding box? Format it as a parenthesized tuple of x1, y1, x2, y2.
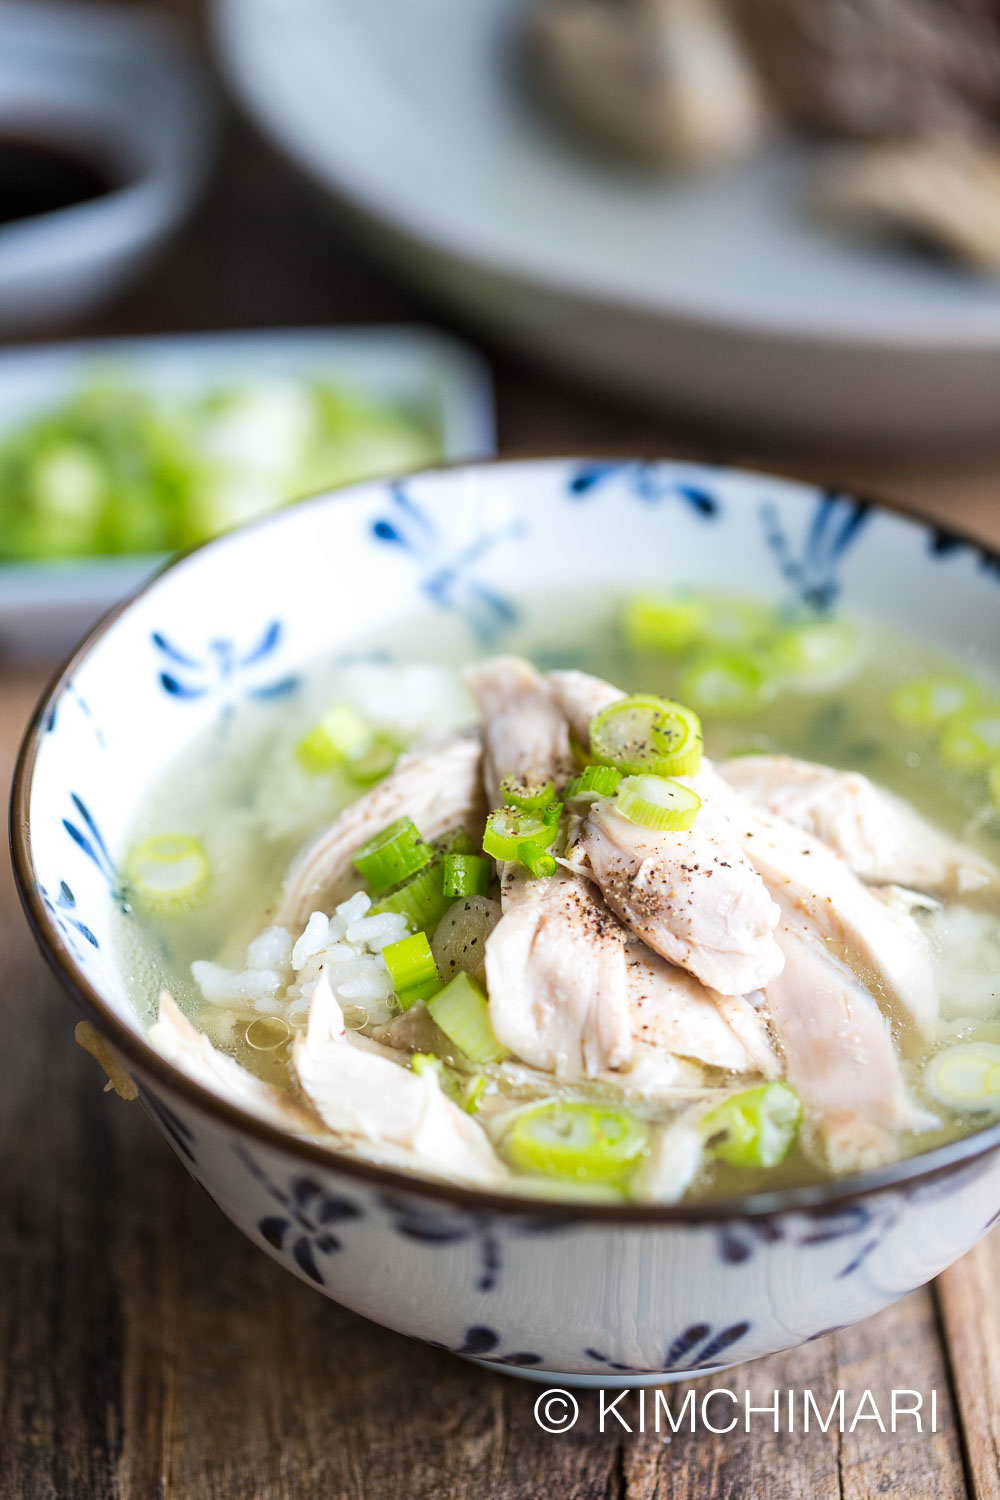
(0, 136, 121, 226)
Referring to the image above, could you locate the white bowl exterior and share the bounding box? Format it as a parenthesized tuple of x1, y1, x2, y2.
(22, 457, 1000, 1376)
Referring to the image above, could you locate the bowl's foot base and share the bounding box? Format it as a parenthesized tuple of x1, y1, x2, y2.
(463, 1356, 737, 1388)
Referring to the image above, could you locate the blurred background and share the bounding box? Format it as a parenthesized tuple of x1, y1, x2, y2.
(2, 0, 999, 660)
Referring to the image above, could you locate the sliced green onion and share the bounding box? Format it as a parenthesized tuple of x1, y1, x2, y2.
(700, 1082, 802, 1168)
(434, 826, 477, 858)
(124, 833, 210, 914)
(482, 806, 558, 863)
(345, 733, 401, 786)
(542, 799, 563, 826)
(889, 675, 981, 729)
(518, 843, 557, 878)
(939, 711, 1000, 771)
(925, 1043, 1000, 1113)
(700, 598, 775, 649)
(411, 1053, 489, 1114)
(503, 1101, 648, 1184)
(295, 703, 371, 774)
(614, 774, 701, 833)
(371, 862, 452, 932)
(427, 972, 507, 1062)
(624, 594, 710, 655)
(565, 764, 623, 803)
(442, 852, 491, 898)
(383, 931, 440, 1009)
(352, 816, 431, 894)
(501, 774, 555, 813)
(463, 1073, 488, 1114)
(589, 694, 703, 777)
(680, 651, 776, 715)
(770, 618, 859, 688)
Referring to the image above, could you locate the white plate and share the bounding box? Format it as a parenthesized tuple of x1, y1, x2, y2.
(213, 0, 1000, 447)
(0, 327, 495, 660)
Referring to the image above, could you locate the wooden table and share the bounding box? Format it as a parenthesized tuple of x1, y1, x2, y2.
(3, 8, 1000, 1494)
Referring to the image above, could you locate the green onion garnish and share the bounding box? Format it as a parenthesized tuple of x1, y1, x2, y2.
(345, 733, 401, 786)
(889, 676, 981, 729)
(383, 931, 440, 1009)
(501, 774, 555, 813)
(518, 843, 557, 879)
(371, 862, 453, 933)
(352, 816, 431, 894)
(503, 1101, 648, 1184)
(939, 711, 1000, 771)
(680, 651, 776, 715)
(924, 1043, 1000, 1113)
(411, 1052, 489, 1114)
(565, 764, 623, 803)
(442, 853, 492, 898)
(295, 703, 372, 774)
(426, 972, 507, 1062)
(589, 694, 703, 777)
(124, 833, 210, 915)
(482, 806, 559, 863)
(700, 1082, 802, 1169)
(624, 594, 710, 655)
(614, 774, 702, 833)
(770, 618, 859, 688)
(435, 826, 477, 858)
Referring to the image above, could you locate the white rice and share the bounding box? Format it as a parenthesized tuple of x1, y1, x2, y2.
(192, 890, 409, 1027)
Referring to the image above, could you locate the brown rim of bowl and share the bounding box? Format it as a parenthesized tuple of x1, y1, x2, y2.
(10, 452, 1000, 1225)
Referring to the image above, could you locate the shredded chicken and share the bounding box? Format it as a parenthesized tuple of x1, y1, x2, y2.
(276, 731, 485, 930)
(292, 970, 506, 1187)
(721, 752, 996, 896)
(148, 991, 322, 1135)
(464, 656, 575, 804)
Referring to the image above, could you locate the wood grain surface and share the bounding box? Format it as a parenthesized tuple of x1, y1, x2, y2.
(2, 2, 1000, 1494)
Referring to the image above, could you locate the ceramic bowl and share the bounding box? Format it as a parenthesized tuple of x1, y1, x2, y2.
(0, 2, 216, 335)
(12, 457, 1000, 1387)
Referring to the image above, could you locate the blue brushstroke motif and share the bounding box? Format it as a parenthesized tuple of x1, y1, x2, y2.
(371, 482, 523, 645)
(760, 490, 872, 611)
(567, 460, 721, 517)
(152, 620, 299, 703)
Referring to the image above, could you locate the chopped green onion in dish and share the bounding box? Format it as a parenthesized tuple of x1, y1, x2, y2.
(680, 651, 776, 715)
(924, 1043, 1000, 1112)
(411, 1052, 488, 1114)
(352, 816, 431, 894)
(503, 1101, 648, 1184)
(614, 774, 702, 832)
(589, 694, 703, 777)
(518, 844, 558, 878)
(482, 806, 559, 863)
(700, 1082, 802, 1169)
(938, 711, 1000, 771)
(295, 703, 372, 773)
(344, 734, 401, 786)
(889, 675, 981, 729)
(770, 618, 860, 689)
(442, 853, 492, 899)
(564, 764, 623, 803)
(501, 775, 555, 813)
(371, 862, 453, 933)
(382, 932, 440, 1009)
(427, 972, 508, 1063)
(990, 760, 1000, 813)
(699, 599, 775, 650)
(624, 594, 711, 655)
(124, 833, 210, 915)
(0, 377, 443, 561)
